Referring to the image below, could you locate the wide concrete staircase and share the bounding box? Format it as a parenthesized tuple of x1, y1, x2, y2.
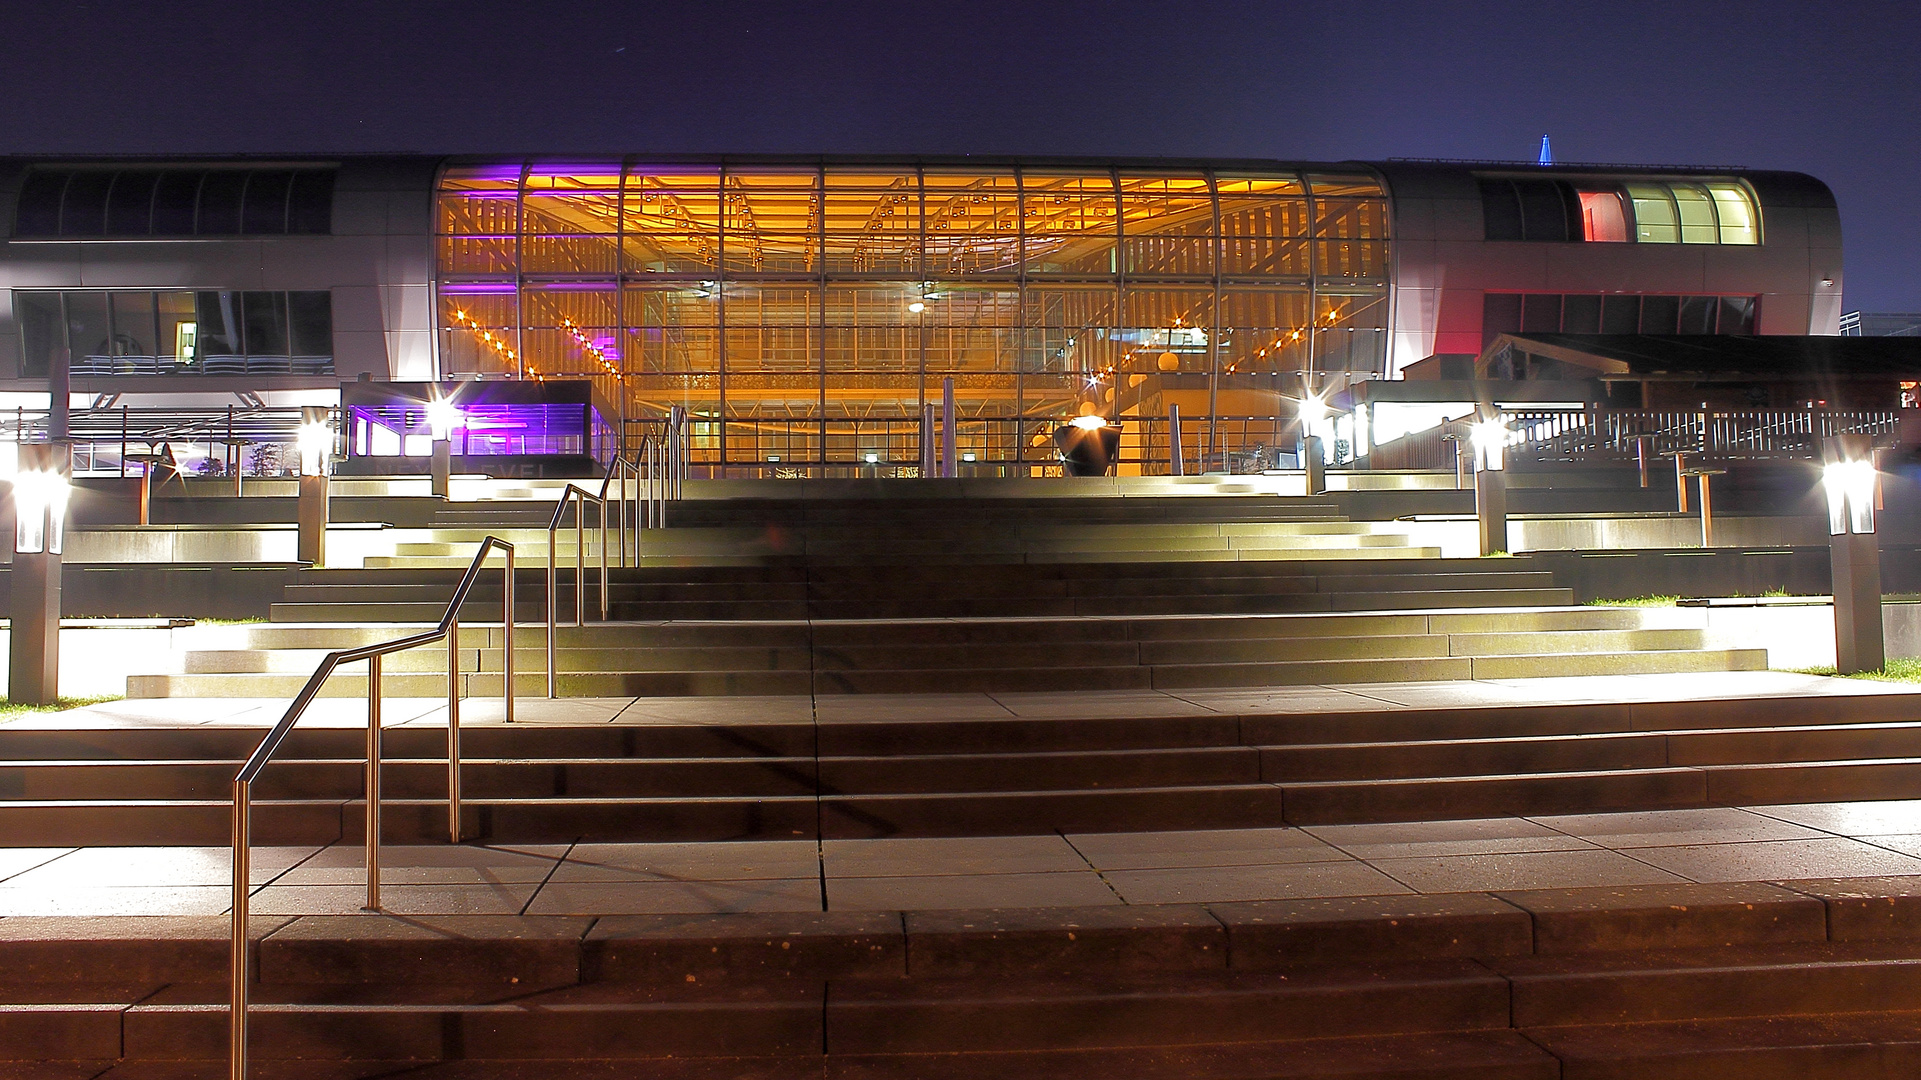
(13, 872, 1921, 1076)
(11, 689, 1921, 848)
(15, 479, 1921, 1076)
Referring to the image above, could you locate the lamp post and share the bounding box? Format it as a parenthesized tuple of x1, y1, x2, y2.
(1471, 413, 1509, 556)
(1823, 436, 1883, 675)
(296, 411, 332, 568)
(426, 397, 460, 500)
(1299, 393, 1328, 495)
(9, 442, 71, 704)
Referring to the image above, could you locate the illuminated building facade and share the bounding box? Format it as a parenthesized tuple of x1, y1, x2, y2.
(0, 156, 1843, 473)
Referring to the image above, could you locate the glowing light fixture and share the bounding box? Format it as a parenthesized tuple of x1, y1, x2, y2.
(1823, 458, 1877, 535)
(1470, 414, 1510, 472)
(12, 465, 70, 555)
(1070, 414, 1108, 431)
(907, 302, 926, 314)
(426, 398, 463, 440)
(297, 422, 334, 477)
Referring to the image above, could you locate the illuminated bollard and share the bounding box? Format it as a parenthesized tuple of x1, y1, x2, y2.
(1302, 436, 1327, 495)
(427, 396, 461, 500)
(9, 442, 71, 705)
(1472, 414, 1509, 556)
(296, 413, 333, 567)
(1824, 436, 1883, 675)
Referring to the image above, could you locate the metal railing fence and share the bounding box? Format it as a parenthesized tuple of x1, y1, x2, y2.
(229, 536, 515, 1080)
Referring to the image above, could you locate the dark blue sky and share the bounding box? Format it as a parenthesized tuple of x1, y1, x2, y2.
(4, 0, 1915, 309)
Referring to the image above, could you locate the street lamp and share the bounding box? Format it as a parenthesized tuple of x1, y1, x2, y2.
(426, 397, 461, 498)
(10, 442, 71, 704)
(1470, 413, 1509, 556)
(1298, 393, 1329, 494)
(296, 412, 332, 566)
(1823, 438, 1882, 674)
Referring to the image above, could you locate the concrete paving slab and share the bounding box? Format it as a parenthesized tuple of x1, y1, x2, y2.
(556, 841, 819, 882)
(1748, 799, 1921, 836)
(1368, 849, 1688, 893)
(0, 885, 232, 917)
(272, 843, 564, 886)
(986, 690, 1217, 719)
(1305, 818, 1599, 860)
(0, 846, 321, 889)
(0, 849, 75, 883)
(1101, 861, 1410, 904)
(814, 694, 1013, 722)
(1528, 807, 1832, 848)
(1065, 827, 1349, 870)
(1624, 837, 1921, 882)
(823, 836, 1085, 877)
(613, 696, 815, 725)
(527, 879, 822, 915)
(827, 871, 1118, 910)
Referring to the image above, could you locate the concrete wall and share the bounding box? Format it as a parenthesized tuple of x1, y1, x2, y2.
(1377, 163, 1843, 376)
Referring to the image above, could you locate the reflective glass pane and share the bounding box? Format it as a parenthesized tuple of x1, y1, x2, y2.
(1578, 190, 1629, 242)
(242, 292, 289, 357)
(288, 292, 333, 356)
(1305, 174, 1384, 198)
(1627, 184, 1678, 243)
(1639, 295, 1679, 334)
(1022, 173, 1117, 276)
(14, 293, 63, 376)
(1601, 295, 1640, 334)
(60, 172, 111, 236)
(14, 172, 66, 236)
(156, 291, 196, 360)
(65, 292, 111, 365)
(1707, 183, 1759, 244)
(1562, 293, 1602, 333)
(197, 172, 247, 234)
(1673, 184, 1717, 244)
(1678, 295, 1716, 334)
(241, 171, 292, 233)
(110, 291, 157, 357)
(288, 171, 335, 234)
(151, 172, 202, 235)
(106, 172, 159, 235)
(924, 170, 1020, 278)
(1717, 295, 1756, 335)
(1522, 294, 1561, 333)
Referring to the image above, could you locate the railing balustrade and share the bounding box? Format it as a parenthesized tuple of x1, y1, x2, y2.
(229, 536, 515, 1080)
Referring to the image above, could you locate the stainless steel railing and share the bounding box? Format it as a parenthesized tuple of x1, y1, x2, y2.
(545, 485, 609, 698)
(229, 535, 515, 1080)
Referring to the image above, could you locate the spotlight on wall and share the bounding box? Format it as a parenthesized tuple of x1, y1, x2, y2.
(907, 302, 926, 314)
(1069, 414, 1109, 431)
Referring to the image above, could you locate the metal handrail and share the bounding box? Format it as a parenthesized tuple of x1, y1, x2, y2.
(230, 535, 515, 1080)
(545, 485, 609, 698)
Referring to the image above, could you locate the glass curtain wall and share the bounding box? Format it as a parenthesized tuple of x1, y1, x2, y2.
(436, 160, 1389, 473)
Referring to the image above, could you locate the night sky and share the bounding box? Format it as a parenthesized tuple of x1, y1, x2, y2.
(3, 1, 1915, 310)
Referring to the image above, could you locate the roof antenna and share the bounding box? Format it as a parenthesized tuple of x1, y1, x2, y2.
(1537, 135, 1553, 165)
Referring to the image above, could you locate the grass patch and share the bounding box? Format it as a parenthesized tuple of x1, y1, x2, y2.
(193, 617, 267, 625)
(1587, 595, 1681, 607)
(0, 695, 123, 719)
(1789, 658, 1921, 683)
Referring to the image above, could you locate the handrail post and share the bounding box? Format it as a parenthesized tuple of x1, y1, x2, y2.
(600, 494, 609, 620)
(546, 521, 558, 700)
(365, 654, 381, 911)
(447, 614, 461, 845)
(230, 778, 250, 1080)
(503, 544, 515, 723)
(574, 491, 585, 626)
